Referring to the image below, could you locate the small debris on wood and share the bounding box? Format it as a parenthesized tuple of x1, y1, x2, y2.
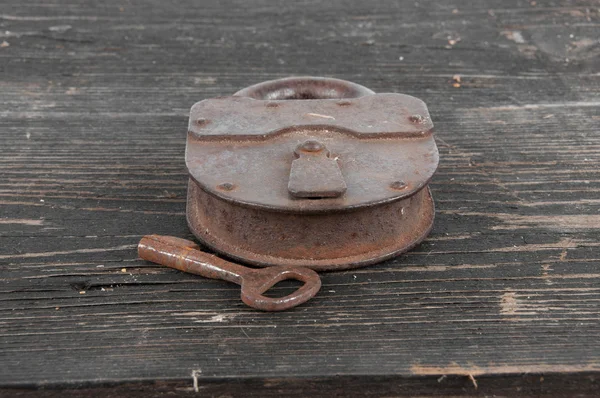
(49, 25, 72, 33)
(447, 34, 461, 47)
(161, 190, 178, 198)
(121, 268, 127, 273)
(0, 41, 9, 48)
(444, 33, 461, 48)
(501, 30, 525, 44)
(468, 373, 478, 389)
(79, 291, 86, 295)
(452, 74, 461, 88)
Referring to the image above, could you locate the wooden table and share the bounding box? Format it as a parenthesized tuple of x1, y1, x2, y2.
(1, 1, 599, 396)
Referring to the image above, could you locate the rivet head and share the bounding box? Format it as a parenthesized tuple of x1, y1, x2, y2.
(299, 140, 325, 153)
(217, 182, 235, 191)
(390, 181, 408, 190)
(409, 114, 425, 123)
(196, 118, 209, 127)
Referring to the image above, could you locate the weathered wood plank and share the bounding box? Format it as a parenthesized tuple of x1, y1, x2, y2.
(0, 0, 599, 395)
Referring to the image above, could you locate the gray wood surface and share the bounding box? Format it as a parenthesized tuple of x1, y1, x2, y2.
(1, 0, 599, 396)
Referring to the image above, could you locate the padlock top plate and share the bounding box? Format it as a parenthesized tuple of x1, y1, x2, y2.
(185, 94, 438, 212)
(189, 94, 432, 139)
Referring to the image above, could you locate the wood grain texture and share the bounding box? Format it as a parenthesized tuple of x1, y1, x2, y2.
(0, 0, 599, 395)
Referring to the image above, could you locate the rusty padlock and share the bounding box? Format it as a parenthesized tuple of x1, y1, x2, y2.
(139, 76, 438, 310)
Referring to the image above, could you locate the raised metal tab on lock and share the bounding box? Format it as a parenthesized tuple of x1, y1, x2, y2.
(288, 140, 346, 199)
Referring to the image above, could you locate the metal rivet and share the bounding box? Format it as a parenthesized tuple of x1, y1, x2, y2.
(196, 118, 209, 127)
(409, 114, 425, 123)
(390, 181, 408, 190)
(300, 140, 324, 153)
(217, 182, 235, 191)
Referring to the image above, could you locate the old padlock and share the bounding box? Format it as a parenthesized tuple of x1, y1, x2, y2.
(185, 76, 438, 270)
(139, 76, 438, 311)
